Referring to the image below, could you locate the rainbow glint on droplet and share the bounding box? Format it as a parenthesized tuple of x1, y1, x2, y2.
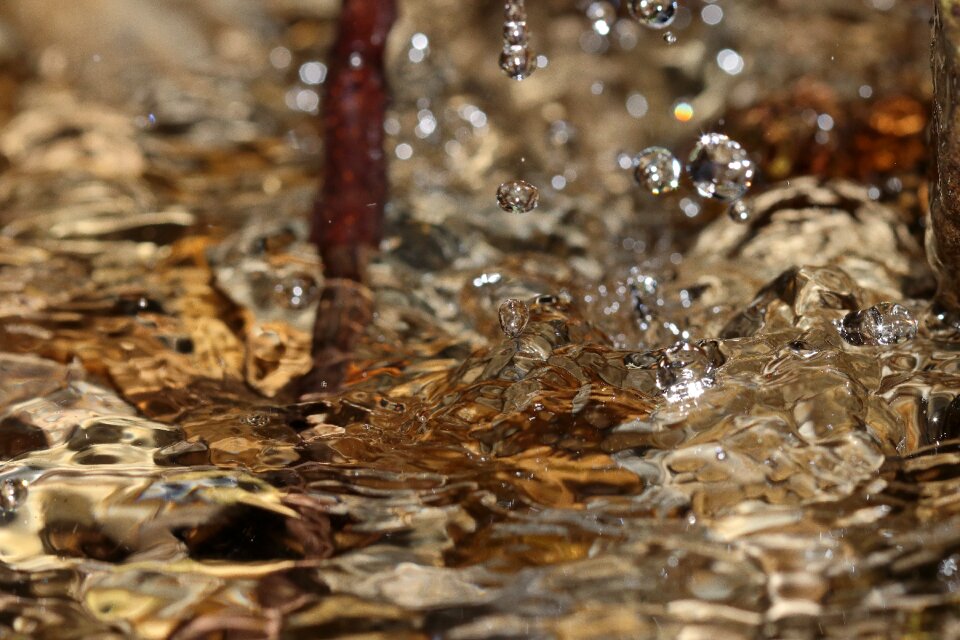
(673, 101, 694, 122)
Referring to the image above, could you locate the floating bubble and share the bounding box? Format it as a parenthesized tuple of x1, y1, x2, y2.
(839, 302, 918, 346)
(627, 0, 678, 30)
(728, 200, 752, 223)
(687, 133, 755, 202)
(663, 31, 678, 45)
(499, 298, 530, 338)
(0, 478, 27, 514)
(497, 179, 540, 213)
(632, 146, 681, 195)
(499, 45, 537, 80)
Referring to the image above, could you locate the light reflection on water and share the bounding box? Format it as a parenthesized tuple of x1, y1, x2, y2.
(0, 0, 954, 638)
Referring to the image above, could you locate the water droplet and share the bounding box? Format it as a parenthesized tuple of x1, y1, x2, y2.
(272, 273, 319, 309)
(503, 21, 528, 46)
(663, 31, 678, 45)
(728, 200, 752, 223)
(627, 0, 678, 30)
(497, 180, 540, 213)
(715, 447, 727, 461)
(632, 146, 681, 195)
(655, 341, 722, 403)
(500, 1, 536, 80)
(0, 478, 27, 514)
(499, 45, 537, 80)
(839, 302, 918, 346)
(687, 133, 755, 202)
(586, 1, 617, 36)
(499, 298, 530, 338)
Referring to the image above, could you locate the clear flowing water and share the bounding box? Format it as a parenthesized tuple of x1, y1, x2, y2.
(0, 1, 955, 638)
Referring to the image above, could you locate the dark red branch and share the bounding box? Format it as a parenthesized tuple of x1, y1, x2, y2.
(312, 0, 396, 281)
(301, 0, 395, 394)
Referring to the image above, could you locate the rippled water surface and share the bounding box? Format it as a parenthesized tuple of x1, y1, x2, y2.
(0, 1, 957, 638)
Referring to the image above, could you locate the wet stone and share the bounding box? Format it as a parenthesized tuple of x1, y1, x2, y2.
(839, 302, 917, 346)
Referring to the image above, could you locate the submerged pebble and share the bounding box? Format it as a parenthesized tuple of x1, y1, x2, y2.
(840, 302, 918, 346)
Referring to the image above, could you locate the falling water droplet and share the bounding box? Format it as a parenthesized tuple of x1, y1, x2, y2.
(627, 0, 678, 30)
(503, 21, 528, 46)
(586, 1, 617, 36)
(497, 179, 540, 213)
(655, 341, 722, 403)
(500, 1, 537, 80)
(632, 146, 681, 195)
(272, 273, 320, 309)
(663, 31, 678, 45)
(687, 133, 755, 202)
(728, 200, 752, 223)
(0, 478, 27, 514)
(839, 302, 918, 346)
(499, 298, 530, 338)
(499, 46, 537, 80)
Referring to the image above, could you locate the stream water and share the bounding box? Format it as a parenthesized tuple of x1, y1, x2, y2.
(0, 1, 956, 638)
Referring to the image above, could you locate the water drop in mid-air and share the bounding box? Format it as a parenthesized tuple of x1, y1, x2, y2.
(633, 146, 681, 195)
(497, 180, 540, 213)
(840, 303, 918, 346)
(663, 31, 678, 45)
(272, 273, 319, 309)
(687, 133, 755, 202)
(627, 0, 678, 30)
(500, 1, 536, 80)
(499, 298, 530, 338)
(499, 46, 537, 80)
(728, 200, 752, 223)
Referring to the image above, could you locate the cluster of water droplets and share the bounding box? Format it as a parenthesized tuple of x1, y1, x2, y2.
(499, 0, 537, 81)
(632, 133, 756, 222)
